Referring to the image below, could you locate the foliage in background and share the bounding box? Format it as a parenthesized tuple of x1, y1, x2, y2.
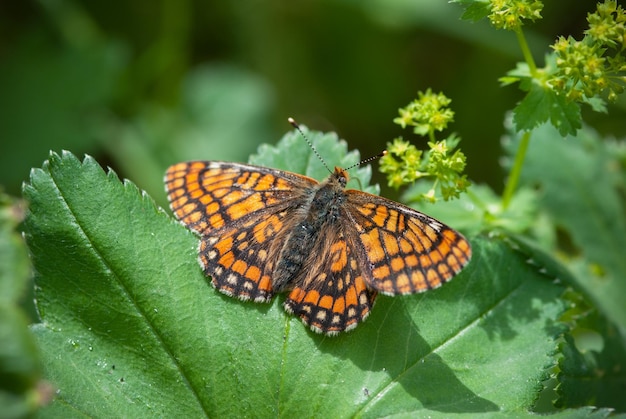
(0, 193, 48, 417)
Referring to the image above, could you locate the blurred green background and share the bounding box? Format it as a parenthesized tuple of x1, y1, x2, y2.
(1, 0, 624, 207)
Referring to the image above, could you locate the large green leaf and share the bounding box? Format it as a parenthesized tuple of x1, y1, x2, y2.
(24, 131, 569, 416)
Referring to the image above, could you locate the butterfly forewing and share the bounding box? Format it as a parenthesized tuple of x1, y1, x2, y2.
(165, 161, 315, 235)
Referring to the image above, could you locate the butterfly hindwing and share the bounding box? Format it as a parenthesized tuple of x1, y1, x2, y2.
(200, 208, 296, 302)
(284, 228, 377, 335)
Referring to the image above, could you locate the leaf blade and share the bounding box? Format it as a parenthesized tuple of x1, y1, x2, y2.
(24, 143, 568, 416)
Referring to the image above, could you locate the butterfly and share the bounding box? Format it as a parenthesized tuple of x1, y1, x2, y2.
(164, 124, 471, 335)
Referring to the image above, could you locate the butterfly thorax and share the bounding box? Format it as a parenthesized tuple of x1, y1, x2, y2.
(272, 167, 349, 291)
(308, 168, 348, 220)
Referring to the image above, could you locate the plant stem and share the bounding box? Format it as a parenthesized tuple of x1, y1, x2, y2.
(501, 27, 536, 210)
(515, 27, 537, 76)
(428, 129, 436, 143)
(502, 131, 531, 210)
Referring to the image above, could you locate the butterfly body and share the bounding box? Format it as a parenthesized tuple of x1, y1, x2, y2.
(273, 167, 347, 287)
(165, 161, 471, 335)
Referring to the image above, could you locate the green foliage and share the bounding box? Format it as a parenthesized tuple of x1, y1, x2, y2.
(449, 0, 626, 356)
(502, 55, 583, 136)
(415, 2, 626, 413)
(0, 192, 47, 417)
(458, 0, 626, 137)
(503, 123, 626, 335)
(503, 1, 624, 135)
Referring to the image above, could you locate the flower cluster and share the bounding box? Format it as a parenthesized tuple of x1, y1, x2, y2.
(380, 138, 423, 189)
(550, 1, 626, 103)
(393, 89, 454, 137)
(488, 0, 543, 31)
(381, 91, 469, 201)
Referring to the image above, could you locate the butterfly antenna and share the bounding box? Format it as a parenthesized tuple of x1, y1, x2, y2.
(344, 150, 387, 172)
(288, 117, 332, 174)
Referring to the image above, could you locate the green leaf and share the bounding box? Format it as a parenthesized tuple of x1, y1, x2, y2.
(0, 192, 44, 417)
(505, 124, 626, 336)
(503, 55, 583, 137)
(513, 83, 582, 136)
(450, 0, 491, 22)
(557, 314, 626, 411)
(24, 145, 568, 416)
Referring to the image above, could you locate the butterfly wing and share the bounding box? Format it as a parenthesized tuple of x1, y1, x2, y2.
(283, 226, 377, 335)
(165, 161, 317, 301)
(344, 190, 471, 295)
(165, 161, 316, 235)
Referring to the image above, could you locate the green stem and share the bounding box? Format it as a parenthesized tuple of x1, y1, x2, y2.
(502, 131, 531, 210)
(515, 27, 537, 77)
(428, 129, 436, 143)
(501, 28, 536, 210)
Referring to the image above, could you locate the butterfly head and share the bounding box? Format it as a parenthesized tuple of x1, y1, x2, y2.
(332, 167, 349, 188)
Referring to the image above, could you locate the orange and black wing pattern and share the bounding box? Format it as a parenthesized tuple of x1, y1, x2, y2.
(165, 161, 313, 235)
(344, 190, 471, 295)
(165, 161, 472, 335)
(284, 228, 377, 335)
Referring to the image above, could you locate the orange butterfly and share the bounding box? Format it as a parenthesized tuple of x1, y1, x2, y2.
(165, 125, 471, 335)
